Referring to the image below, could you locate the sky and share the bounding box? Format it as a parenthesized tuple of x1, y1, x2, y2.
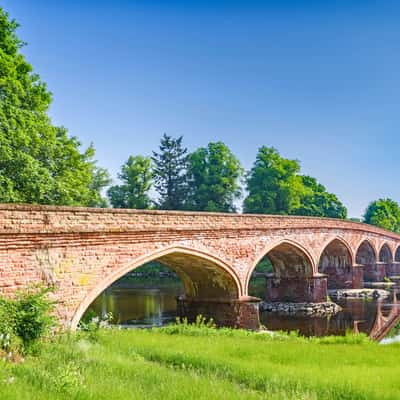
(2, 0, 400, 217)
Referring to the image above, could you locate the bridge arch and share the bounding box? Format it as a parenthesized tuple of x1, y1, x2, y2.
(245, 239, 315, 295)
(379, 243, 393, 263)
(356, 239, 378, 282)
(70, 245, 242, 330)
(318, 237, 353, 289)
(396, 246, 400, 262)
(356, 239, 377, 265)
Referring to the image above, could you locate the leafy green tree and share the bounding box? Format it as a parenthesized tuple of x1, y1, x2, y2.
(243, 146, 347, 218)
(243, 147, 303, 214)
(0, 7, 109, 206)
(364, 198, 400, 233)
(107, 156, 153, 209)
(152, 134, 188, 210)
(292, 176, 347, 219)
(186, 142, 243, 212)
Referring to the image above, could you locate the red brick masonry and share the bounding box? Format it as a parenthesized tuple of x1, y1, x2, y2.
(0, 204, 399, 329)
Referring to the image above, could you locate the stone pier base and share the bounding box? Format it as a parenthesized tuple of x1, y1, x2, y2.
(387, 262, 400, 276)
(176, 296, 261, 330)
(265, 274, 327, 303)
(364, 263, 387, 282)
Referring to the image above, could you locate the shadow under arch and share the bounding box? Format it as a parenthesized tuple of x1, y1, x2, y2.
(379, 243, 393, 263)
(356, 239, 377, 265)
(356, 239, 381, 282)
(396, 246, 400, 262)
(318, 237, 355, 289)
(70, 246, 243, 330)
(245, 239, 316, 294)
(246, 239, 326, 303)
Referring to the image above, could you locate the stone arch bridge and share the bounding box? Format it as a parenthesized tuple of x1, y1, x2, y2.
(1, 204, 400, 330)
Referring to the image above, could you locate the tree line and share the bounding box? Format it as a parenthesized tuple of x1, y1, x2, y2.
(107, 134, 348, 219)
(0, 6, 399, 232)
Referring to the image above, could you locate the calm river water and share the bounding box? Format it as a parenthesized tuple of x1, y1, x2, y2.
(86, 282, 400, 339)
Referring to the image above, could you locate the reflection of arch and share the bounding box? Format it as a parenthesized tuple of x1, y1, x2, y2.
(71, 246, 241, 330)
(245, 239, 315, 293)
(379, 243, 393, 263)
(318, 238, 353, 289)
(356, 240, 377, 265)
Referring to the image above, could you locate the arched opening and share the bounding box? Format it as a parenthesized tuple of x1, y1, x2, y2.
(318, 239, 353, 289)
(396, 247, 400, 262)
(77, 247, 242, 329)
(379, 244, 393, 263)
(248, 241, 325, 303)
(266, 242, 314, 278)
(356, 240, 378, 282)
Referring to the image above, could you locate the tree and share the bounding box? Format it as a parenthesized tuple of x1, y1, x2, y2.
(243, 146, 347, 218)
(151, 134, 188, 210)
(107, 156, 152, 209)
(186, 142, 243, 212)
(0, 7, 109, 206)
(364, 199, 400, 233)
(243, 147, 303, 214)
(292, 176, 347, 219)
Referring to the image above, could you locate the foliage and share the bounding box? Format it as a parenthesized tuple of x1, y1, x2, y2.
(293, 175, 347, 218)
(186, 142, 243, 212)
(152, 134, 189, 210)
(243, 146, 302, 214)
(107, 155, 153, 209)
(363, 198, 400, 233)
(78, 311, 113, 342)
(243, 146, 347, 218)
(0, 285, 55, 355)
(158, 315, 217, 335)
(0, 7, 110, 206)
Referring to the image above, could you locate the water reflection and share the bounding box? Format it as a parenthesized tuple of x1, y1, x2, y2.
(85, 283, 400, 340)
(90, 286, 183, 327)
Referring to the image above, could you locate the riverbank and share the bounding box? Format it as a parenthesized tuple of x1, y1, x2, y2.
(1, 327, 400, 399)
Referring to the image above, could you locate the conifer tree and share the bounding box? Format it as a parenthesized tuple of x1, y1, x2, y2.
(151, 134, 189, 210)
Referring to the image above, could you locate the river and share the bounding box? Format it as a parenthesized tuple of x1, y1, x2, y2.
(85, 279, 400, 340)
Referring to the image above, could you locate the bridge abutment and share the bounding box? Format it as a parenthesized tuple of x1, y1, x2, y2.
(176, 296, 261, 330)
(264, 274, 328, 303)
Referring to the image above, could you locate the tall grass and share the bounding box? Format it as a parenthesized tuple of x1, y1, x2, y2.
(1, 327, 400, 399)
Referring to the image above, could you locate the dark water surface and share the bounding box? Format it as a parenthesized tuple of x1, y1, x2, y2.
(87, 283, 400, 340)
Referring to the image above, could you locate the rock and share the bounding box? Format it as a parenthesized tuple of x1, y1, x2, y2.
(329, 288, 391, 299)
(259, 301, 342, 316)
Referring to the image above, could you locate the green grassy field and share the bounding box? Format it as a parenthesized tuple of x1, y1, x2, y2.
(1, 327, 399, 400)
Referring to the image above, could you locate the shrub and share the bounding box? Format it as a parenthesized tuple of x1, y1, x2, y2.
(78, 311, 113, 342)
(0, 285, 56, 356)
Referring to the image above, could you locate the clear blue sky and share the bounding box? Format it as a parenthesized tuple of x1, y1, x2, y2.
(3, 0, 399, 217)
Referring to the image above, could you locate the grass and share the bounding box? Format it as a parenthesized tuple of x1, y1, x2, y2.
(1, 327, 400, 399)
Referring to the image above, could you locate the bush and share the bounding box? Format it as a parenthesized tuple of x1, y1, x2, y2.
(78, 311, 113, 342)
(0, 285, 56, 356)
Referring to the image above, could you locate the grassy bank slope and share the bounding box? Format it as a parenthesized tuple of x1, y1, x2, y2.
(1, 328, 399, 399)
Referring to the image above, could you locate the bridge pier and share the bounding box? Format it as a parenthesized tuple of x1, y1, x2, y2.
(176, 296, 261, 330)
(264, 274, 327, 303)
(320, 265, 363, 289)
(387, 261, 400, 276)
(351, 265, 364, 289)
(364, 262, 387, 282)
